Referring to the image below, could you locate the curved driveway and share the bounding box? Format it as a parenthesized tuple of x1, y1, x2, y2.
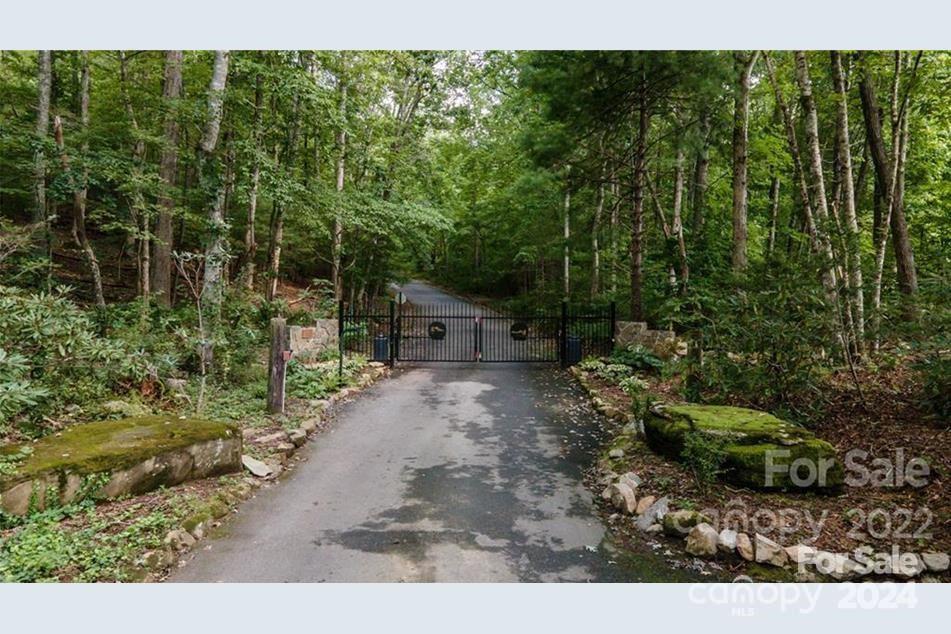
(170, 281, 697, 582)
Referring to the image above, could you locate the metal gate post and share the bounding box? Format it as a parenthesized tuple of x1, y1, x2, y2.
(610, 301, 617, 350)
(337, 299, 344, 377)
(388, 299, 396, 367)
(560, 301, 568, 368)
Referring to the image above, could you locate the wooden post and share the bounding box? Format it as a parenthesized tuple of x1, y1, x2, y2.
(267, 317, 288, 414)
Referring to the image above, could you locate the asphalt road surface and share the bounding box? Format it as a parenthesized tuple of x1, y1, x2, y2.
(170, 281, 699, 582)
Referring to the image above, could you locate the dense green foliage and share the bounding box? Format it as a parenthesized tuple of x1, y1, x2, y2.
(0, 49, 947, 435)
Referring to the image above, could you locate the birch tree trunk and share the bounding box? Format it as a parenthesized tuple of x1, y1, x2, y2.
(794, 51, 849, 358)
(766, 175, 780, 258)
(831, 50, 865, 355)
(859, 52, 921, 345)
(590, 153, 605, 299)
(152, 50, 183, 306)
(197, 50, 230, 350)
(731, 51, 758, 271)
(671, 146, 689, 293)
(240, 72, 263, 291)
(763, 52, 820, 251)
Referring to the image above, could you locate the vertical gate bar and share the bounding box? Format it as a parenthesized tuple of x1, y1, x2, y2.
(388, 300, 396, 367)
(337, 299, 344, 377)
(560, 300, 568, 368)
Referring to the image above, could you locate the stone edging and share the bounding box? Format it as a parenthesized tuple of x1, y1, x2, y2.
(137, 361, 392, 581)
(571, 366, 950, 582)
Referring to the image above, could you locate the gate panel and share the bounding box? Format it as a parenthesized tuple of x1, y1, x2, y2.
(479, 309, 560, 362)
(397, 302, 479, 362)
(339, 299, 616, 366)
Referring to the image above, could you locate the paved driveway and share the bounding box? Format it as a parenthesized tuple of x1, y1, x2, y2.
(169, 282, 699, 582)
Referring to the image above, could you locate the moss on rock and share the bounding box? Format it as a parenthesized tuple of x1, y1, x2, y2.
(644, 404, 841, 490)
(1, 416, 241, 515)
(1, 416, 238, 486)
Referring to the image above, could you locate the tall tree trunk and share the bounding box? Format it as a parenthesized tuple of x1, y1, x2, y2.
(609, 179, 619, 295)
(671, 146, 689, 293)
(52, 53, 105, 308)
(731, 51, 758, 271)
(118, 51, 151, 308)
(766, 175, 780, 258)
(859, 52, 921, 344)
(563, 167, 571, 299)
(33, 51, 52, 273)
(794, 51, 848, 358)
(590, 150, 605, 300)
(629, 100, 649, 321)
(331, 62, 348, 301)
(240, 72, 263, 291)
(831, 50, 865, 355)
(690, 111, 710, 236)
(197, 50, 231, 365)
(266, 62, 304, 302)
(763, 52, 821, 251)
(152, 50, 183, 307)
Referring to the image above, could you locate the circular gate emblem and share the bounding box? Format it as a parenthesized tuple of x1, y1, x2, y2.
(428, 321, 447, 340)
(510, 321, 529, 341)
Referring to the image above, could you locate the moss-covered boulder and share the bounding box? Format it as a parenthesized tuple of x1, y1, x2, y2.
(0, 416, 241, 515)
(644, 404, 842, 490)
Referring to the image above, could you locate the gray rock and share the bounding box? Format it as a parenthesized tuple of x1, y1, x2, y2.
(645, 524, 663, 534)
(189, 521, 210, 540)
(141, 548, 174, 570)
(785, 544, 817, 565)
(299, 418, 319, 434)
(288, 429, 307, 447)
(241, 455, 272, 478)
(608, 448, 624, 459)
(635, 495, 656, 515)
(736, 533, 754, 561)
(618, 472, 642, 490)
(635, 496, 669, 531)
(754, 534, 789, 567)
(265, 460, 285, 478)
(274, 441, 296, 455)
(663, 510, 711, 537)
(717, 528, 738, 554)
(164, 529, 196, 552)
(609, 483, 638, 514)
(253, 430, 289, 445)
(685, 523, 719, 557)
(921, 552, 950, 572)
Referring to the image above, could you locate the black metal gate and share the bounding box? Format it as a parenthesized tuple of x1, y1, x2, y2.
(340, 298, 615, 367)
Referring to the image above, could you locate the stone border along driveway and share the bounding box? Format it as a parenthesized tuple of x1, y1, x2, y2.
(569, 366, 950, 582)
(139, 361, 391, 581)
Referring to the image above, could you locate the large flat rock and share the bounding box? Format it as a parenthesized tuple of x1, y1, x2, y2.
(644, 404, 842, 490)
(0, 416, 241, 515)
